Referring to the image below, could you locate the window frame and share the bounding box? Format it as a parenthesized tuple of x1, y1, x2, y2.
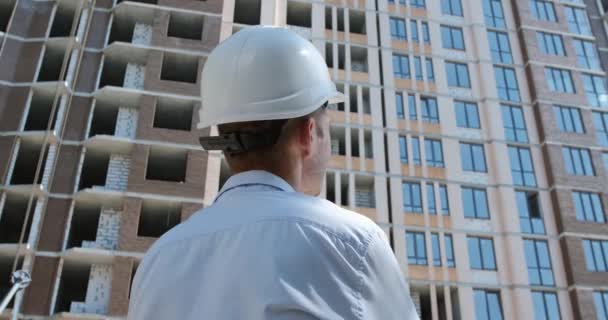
(508, 146, 537, 187)
(495, 66, 521, 102)
(545, 67, 575, 94)
(537, 31, 566, 56)
(425, 138, 444, 167)
(553, 105, 584, 133)
(455, 101, 481, 129)
(532, 291, 561, 320)
(393, 54, 411, 79)
(573, 39, 600, 70)
(403, 181, 423, 213)
(441, 0, 463, 16)
(562, 146, 595, 176)
(462, 186, 490, 219)
(583, 74, 608, 108)
(524, 239, 555, 286)
(406, 231, 427, 265)
(502, 104, 529, 142)
(530, 0, 557, 22)
(390, 17, 407, 41)
(446, 61, 471, 88)
(468, 236, 497, 270)
(583, 239, 608, 271)
(572, 190, 606, 223)
(488, 30, 513, 64)
(421, 96, 439, 123)
(460, 142, 488, 173)
(441, 25, 465, 50)
(474, 289, 504, 320)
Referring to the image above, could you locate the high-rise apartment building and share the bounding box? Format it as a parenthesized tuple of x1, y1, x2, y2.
(0, 0, 607, 318)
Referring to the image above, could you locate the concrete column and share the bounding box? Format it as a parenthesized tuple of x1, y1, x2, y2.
(70, 264, 112, 315)
(95, 207, 120, 250)
(53, 94, 69, 134)
(123, 63, 145, 90)
(114, 107, 137, 139)
(132, 23, 152, 46)
(41, 144, 57, 189)
(104, 154, 131, 191)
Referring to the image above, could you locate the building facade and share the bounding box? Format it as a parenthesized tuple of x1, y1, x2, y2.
(0, 0, 607, 319)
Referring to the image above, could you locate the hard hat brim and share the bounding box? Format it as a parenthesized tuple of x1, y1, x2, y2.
(197, 89, 345, 129)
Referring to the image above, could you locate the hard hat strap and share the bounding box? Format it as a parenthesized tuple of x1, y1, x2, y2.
(199, 101, 328, 155)
(199, 129, 282, 155)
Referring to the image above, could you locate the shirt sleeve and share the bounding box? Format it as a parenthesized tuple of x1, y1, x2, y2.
(357, 229, 420, 320)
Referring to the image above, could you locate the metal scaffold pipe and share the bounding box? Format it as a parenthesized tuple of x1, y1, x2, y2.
(0, 270, 31, 315)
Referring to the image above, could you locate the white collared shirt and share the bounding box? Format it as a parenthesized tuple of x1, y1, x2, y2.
(128, 170, 419, 320)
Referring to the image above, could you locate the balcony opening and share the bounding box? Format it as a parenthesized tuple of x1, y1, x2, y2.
(287, 1, 311, 28)
(355, 175, 375, 208)
(351, 128, 360, 157)
(232, 24, 245, 35)
(0, 0, 16, 33)
(362, 87, 371, 114)
(330, 126, 345, 156)
(99, 56, 127, 88)
(340, 173, 349, 206)
(450, 287, 461, 320)
(153, 98, 192, 131)
(348, 85, 358, 113)
(364, 130, 372, 158)
(146, 147, 187, 182)
(335, 83, 345, 111)
(351, 46, 368, 73)
(54, 262, 91, 313)
(138, 200, 181, 238)
(161, 53, 198, 83)
(326, 172, 336, 203)
(411, 285, 431, 319)
(89, 102, 119, 137)
(233, 0, 261, 25)
(67, 205, 100, 248)
(168, 11, 204, 41)
(525, 191, 541, 218)
(325, 43, 334, 68)
(325, 7, 332, 30)
(432, 286, 461, 320)
(37, 45, 69, 82)
(78, 151, 110, 190)
(50, 1, 77, 38)
(0, 194, 34, 243)
(108, 14, 135, 43)
(10, 141, 48, 185)
(0, 256, 23, 310)
(218, 159, 231, 191)
(325, 7, 346, 31)
(128, 263, 138, 298)
(349, 10, 366, 34)
(24, 91, 59, 131)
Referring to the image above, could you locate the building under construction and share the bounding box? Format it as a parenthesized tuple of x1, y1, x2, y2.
(1, 0, 608, 319)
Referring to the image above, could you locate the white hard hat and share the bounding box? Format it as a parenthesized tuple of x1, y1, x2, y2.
(196, 25, 344, 129)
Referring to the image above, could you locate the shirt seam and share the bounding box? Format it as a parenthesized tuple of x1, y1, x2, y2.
(351, 230, 378, 320)
(149, 215, 374, 260)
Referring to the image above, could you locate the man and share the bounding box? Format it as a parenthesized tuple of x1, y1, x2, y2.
(128, 25, 419, 319)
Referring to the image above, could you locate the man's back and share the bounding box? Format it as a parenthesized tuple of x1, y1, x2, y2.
(128, 171, 418, 319)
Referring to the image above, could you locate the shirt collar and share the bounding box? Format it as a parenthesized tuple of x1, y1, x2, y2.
(218, 170, 296, 196)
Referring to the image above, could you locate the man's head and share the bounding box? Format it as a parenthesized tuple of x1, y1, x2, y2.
(197, 26, 344, 195)
(218, 103, 331, 195)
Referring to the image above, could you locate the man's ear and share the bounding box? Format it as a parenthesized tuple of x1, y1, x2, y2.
(296, 118, 315, 157)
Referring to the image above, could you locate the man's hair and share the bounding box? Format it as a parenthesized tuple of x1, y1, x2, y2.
(218, 106, 327, 171)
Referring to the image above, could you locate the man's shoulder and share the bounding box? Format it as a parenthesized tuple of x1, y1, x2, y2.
(149, 192, 383, 256)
